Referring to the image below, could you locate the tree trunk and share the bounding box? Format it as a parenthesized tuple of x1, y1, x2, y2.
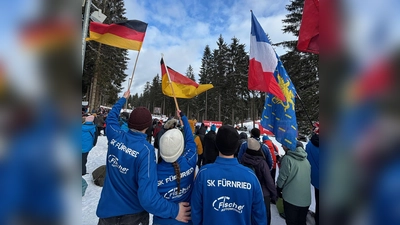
(89, 44, 102, 112)
(232, 109, 235, 127)
(205, 91, 208, 120)
(218, 94, 221, 121)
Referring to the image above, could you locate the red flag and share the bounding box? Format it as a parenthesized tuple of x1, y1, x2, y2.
(297, 0, 319, 54)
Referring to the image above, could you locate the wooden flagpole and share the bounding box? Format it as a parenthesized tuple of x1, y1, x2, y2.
(125, 50, 141, 109)
(128, 50, 141, 90)
(161, 54, 180, 112)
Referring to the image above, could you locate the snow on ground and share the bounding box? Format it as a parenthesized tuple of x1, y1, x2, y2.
(82, 135, 315, 225)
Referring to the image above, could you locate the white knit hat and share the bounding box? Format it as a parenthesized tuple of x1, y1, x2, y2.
(159, 129, 184, 163)
(247, 138, 261, 151)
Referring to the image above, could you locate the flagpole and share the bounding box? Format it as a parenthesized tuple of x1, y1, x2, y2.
(161, 54, 180, 112)
(296, 93, 314, 127)
(125, 50, 142, 109)
(128, 50, 141, 90)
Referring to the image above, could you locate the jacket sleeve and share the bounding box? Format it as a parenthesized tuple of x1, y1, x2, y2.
(262, 144, 273, 170)
(137, 144, 179, 218)
(191, 171, 204, 225)
(237, 142, 247, 162)
(182, 115, 197, 166)
(276, 156, 291, 189)
(251, 177, 267, 225)
(105, 98, 125, 141)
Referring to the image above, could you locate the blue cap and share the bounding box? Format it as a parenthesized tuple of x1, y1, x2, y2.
(262, 135, 270, 141)
(211, 124, 217, 131)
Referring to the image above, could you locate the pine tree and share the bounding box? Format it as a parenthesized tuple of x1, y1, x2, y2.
(276, 0, 319, 135)
(228, 37, 249, 125)
(213, 35, 230, 122)
(198, 45, 213, 120)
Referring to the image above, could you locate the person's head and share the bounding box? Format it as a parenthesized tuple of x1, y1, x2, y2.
(282, 144, 290, 153)
(250, 128, 260, 138)
(247, 138, 261, 151)
(120, 112, 130, 122)
(239, 132, 248, 140)
(159, 129, 184, 163)
(313, 121, 320, 135)
(296, 141, 304, 149)
(211, 124, 217, 132)
(262, 135, 270, 142)
(216, 125, 240, 157)
(159, 128, 184, 193)
(282, 141, 303, 152)
(164, 119, 178, 130)
(128, 107, 152, 132)
(85, 115, 94, 123)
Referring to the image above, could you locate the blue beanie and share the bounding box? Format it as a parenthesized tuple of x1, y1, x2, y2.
(262, 136, 270, 141)
(211, 124, 217, 131)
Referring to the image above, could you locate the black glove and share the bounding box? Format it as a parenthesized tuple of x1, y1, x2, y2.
(277, 187, 283, 198)
(179, 111, 185, 117)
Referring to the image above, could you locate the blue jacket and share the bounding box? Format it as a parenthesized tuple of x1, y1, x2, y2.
(306, 139, 319, 189)
(191, 157, 266, 225)
(237, 138, 273, 170)
(120, 120, 129, 132)
(96, 98, 178, 219)
(153, 115, 197, 225)
(82, 122, 96, 153)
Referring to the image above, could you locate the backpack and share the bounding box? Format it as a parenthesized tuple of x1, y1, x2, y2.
(92, 165, 106, 187)
(241, 143, 264, 173)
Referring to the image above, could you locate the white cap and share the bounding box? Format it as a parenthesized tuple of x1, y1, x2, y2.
(160, 129, 184, 163)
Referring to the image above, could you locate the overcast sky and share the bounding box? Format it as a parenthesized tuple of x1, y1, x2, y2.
(121, 0, 295, 96)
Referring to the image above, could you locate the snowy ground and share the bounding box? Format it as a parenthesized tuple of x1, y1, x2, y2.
(82, 133, 316, 225)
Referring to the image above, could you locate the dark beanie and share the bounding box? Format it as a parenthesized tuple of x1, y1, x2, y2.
(128, 107, 152, 131)
(250, 128, 260, 138)
(216, 125, 240, 156)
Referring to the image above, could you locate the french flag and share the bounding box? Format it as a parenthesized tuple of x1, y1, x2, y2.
(248, 11, 285, 101)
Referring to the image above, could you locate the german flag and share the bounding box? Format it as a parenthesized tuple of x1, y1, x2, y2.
(20, 18, 75, 51)
(86, 20, 147, 51)
(161, 58, 213, 99)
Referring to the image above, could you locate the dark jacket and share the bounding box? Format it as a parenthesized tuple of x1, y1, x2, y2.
(153, 123, 162, 138)
(196, 125, 206, 151)
(306, 134, 319, 189)
(145, 123, 153, 137)
(241, 150, 277, 200)
(154, 127, 166, 150)
(95, 115, 105, 128)
(197, 125, 206, 136)
(202, 130, 217, 165)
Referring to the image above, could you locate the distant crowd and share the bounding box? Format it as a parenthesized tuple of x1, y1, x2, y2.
(82, 92, 319, 225)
